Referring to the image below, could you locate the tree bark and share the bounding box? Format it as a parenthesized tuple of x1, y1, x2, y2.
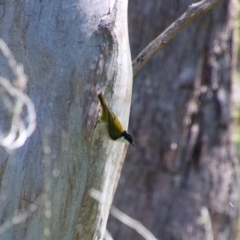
(108, 0, 239, 239)
(0, 1, 132, 239)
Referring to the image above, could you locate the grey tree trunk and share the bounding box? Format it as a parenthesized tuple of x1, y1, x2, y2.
(108, 0, 239, 239)
(0, 1, 132, 240)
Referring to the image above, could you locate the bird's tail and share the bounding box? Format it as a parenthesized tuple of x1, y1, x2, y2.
(98, 92, 108, 108)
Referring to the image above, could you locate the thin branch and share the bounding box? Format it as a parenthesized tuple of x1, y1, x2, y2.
(197, 207, 213, 240)
(110, 206, 158, 240)
(0, 39, 27, 90)
(132, 0, 221, 77)
(89, 189, 158, 240)
(0, 39, 36, 150)
(0, 203, 37, 235)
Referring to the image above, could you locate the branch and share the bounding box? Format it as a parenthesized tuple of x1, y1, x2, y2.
(0, 203, 37, 235)
(0, 39, 36, 150)
(89, 189, 158, 240)
(132, 0, 221, 77)
(110, 206, 158, 240)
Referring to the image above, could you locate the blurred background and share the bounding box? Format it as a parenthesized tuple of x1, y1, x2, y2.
(107, 0, 240, 239)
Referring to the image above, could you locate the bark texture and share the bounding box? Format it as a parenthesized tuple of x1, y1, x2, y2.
(0, 1, 132, 240)
(108, 0, 239, 239)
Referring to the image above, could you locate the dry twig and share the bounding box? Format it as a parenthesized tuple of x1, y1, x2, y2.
(132, 0, 220, 77)
(0, 39, 36, 150)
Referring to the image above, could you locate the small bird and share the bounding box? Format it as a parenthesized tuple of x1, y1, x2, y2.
(97, 92, 134, 146)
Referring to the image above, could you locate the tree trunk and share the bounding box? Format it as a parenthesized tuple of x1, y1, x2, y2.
(0, 1, 132, 240)
(108, 0, 239, 239)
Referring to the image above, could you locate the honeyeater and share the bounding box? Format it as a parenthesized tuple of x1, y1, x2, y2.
(98, 92, 134, 146)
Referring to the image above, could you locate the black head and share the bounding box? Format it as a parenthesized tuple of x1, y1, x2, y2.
(122, 131, 134, 146)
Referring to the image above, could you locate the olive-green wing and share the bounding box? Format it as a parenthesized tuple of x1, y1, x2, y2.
(107, 109, 124, 140)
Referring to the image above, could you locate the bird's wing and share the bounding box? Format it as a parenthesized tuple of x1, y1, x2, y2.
(107, 109, 124, 140)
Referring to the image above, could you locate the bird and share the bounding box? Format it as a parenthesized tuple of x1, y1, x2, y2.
(97, 92, 134, 146)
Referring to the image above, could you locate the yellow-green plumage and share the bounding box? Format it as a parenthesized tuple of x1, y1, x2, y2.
(97, 92, 134, 146)
(98, 93, 124, 140)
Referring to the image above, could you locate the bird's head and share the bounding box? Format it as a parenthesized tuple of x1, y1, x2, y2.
(122, 131, 134, 146)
